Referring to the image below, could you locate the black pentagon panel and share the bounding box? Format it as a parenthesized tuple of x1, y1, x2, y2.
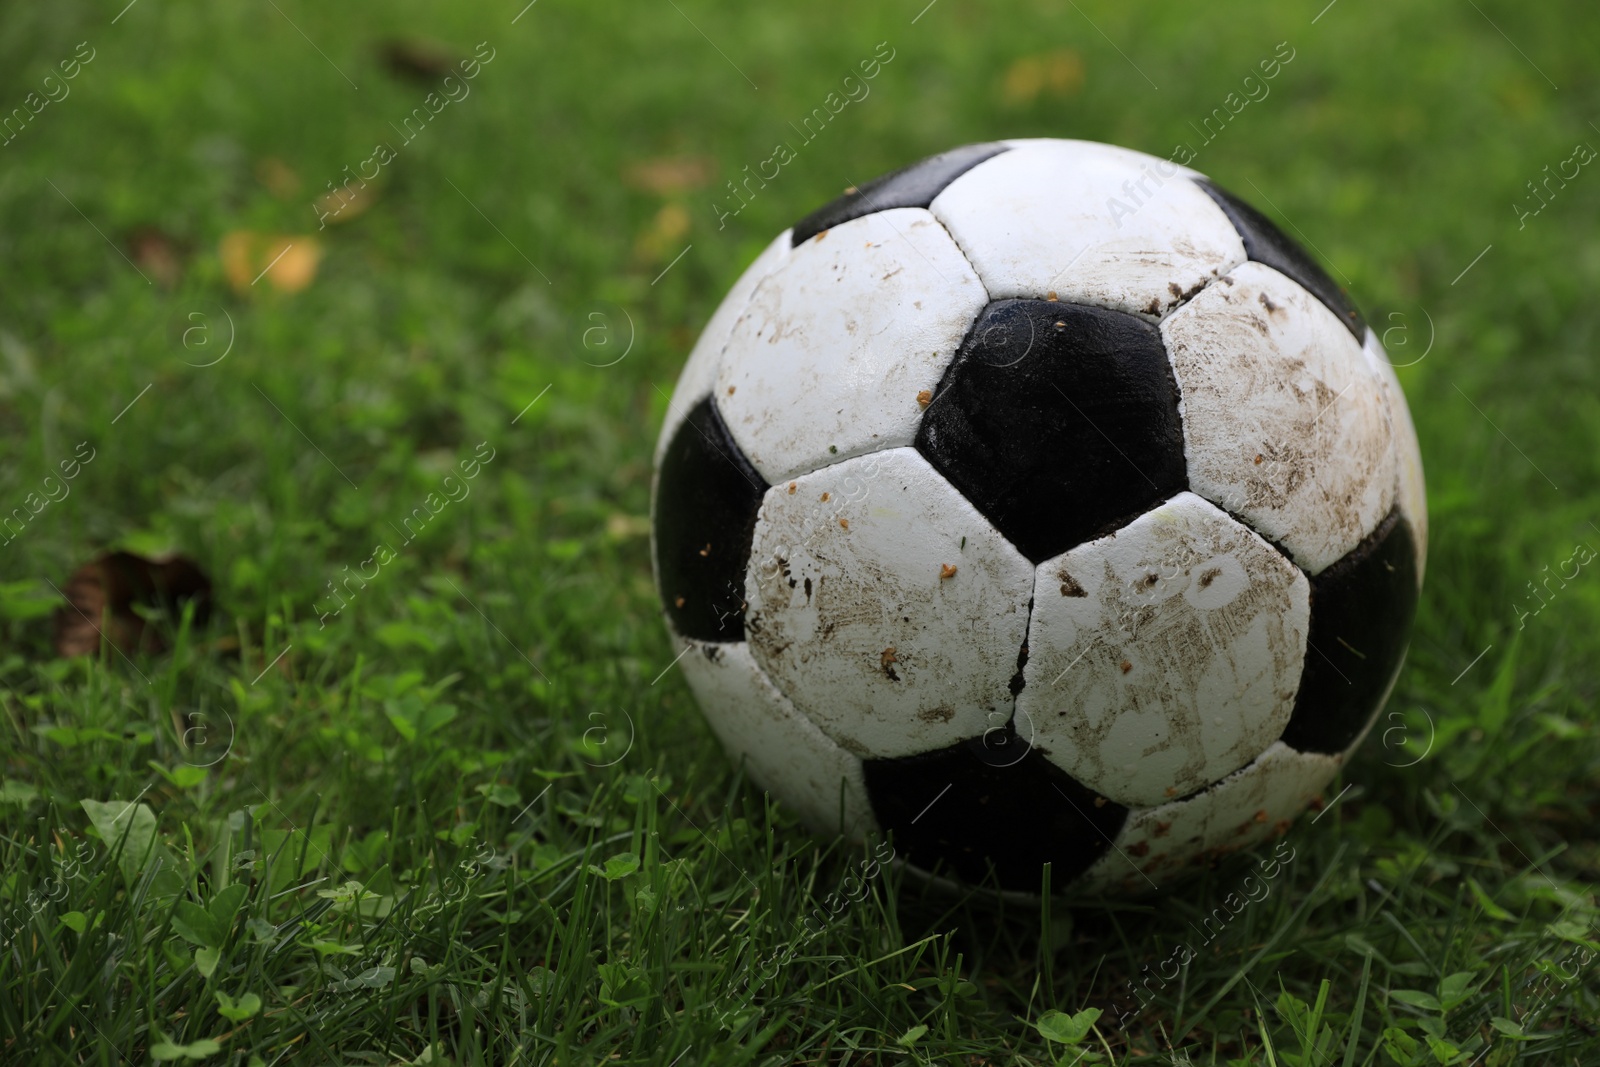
(790, 142, 1010, 246)
(1280, 508, 1419, 754)
(864, 729, 1127, 893)
(1194, 179, 1366, 341)
(654, 397, 768, 642)
(914, 299, 1189, 563)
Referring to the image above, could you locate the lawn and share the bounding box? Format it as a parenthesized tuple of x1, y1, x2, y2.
(1, 0, 1598, 1063)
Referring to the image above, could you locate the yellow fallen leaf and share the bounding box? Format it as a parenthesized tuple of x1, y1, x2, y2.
(268, 240, 321, 292)
(634, 202, 691, 263)
(314, 180, 379, 225)
(623, 155, 714, 195)
(604, 514, 651, 540)
(220, 231, 322, 294)
(1001, 50, 1084, 106)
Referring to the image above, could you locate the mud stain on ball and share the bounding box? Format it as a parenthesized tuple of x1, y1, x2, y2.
(1018, 492, 1311, 807)
(744, 448, 1033, 759)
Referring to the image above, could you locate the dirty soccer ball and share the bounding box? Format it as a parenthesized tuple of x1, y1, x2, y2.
(651, 139, 1425, 894)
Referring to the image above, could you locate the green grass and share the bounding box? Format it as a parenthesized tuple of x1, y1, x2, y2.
(1, 0, 1598, 1063)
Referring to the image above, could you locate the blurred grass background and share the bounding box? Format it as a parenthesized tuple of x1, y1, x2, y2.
(0, 0, 1597, 1064)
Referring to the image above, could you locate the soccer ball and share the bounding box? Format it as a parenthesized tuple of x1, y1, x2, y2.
(651, 139, 1424, 895)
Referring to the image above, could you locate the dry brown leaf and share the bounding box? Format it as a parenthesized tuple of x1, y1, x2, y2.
(127, 227, 184, 289)
(54, 551, 213, 658)
(378, 37, 462, 82)
(220, 231, 322, 293)
(623, 156, 715, 195)
(256, 156, 302, 198)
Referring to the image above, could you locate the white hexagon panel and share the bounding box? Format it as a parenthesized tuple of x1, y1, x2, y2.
(1080, 742, 1342, 892)
(654, 231, 791, 469)
(929, 138, 1245, 318)
(715, 209, 988, 484)
(743, 447, 1034, 760)
(677, 639, 876, 837)
(1018, 492, 1310, 808)
(1161, 261, 1397, 574)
